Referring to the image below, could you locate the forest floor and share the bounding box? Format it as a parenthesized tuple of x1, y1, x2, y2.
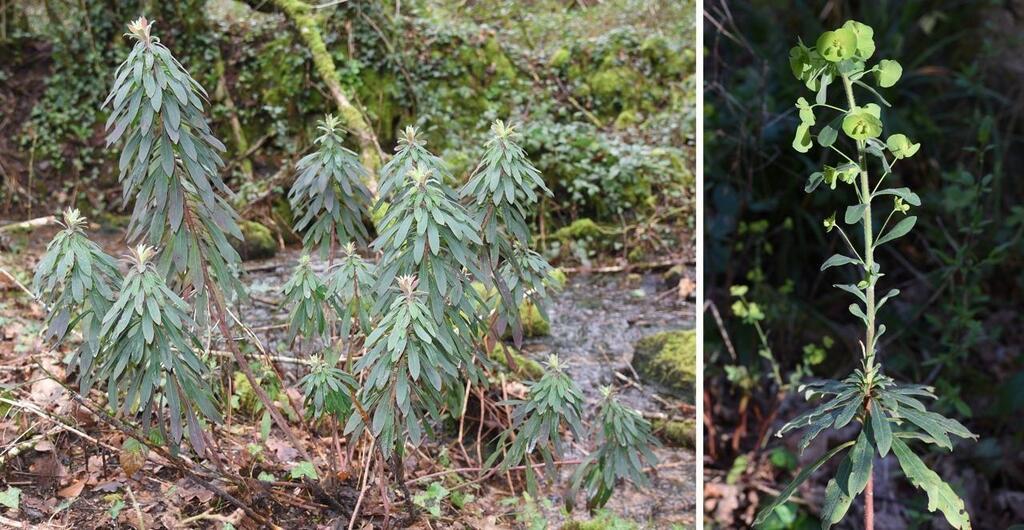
(0, 224, 695, 529)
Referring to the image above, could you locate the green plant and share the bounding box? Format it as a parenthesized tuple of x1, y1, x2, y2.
(288, 114, 372, 258)
(281, 253, 331, 343)
(755, 20, 976, 529)
(103, 16, 243, 302)
(32, 209, 122, 382)
(568, 387, 658, 511)
(461, 120, 553, 344)
(490, 355, 585, 494)
(95, 245, 219, 453)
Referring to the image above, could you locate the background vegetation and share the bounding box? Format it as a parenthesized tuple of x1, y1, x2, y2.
(704, 1, 1023, 528)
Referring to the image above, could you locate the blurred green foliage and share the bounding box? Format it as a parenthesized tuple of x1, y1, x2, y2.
(705, 1, 1023, 528)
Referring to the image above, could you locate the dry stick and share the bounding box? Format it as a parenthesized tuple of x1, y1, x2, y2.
(125, 484, 146, 530)
(348, 444, 374, 530)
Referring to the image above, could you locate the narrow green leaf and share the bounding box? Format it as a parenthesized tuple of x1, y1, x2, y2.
(870, 400, 893, 457)
(821, 254, 861, 271)
(753, 441, 854, 527)
(874, 216, 917, 247)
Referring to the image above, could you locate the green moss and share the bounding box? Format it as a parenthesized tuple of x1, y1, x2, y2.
(488, 343, 544, 380)
(632, 329, 696, 398)
(561, 510, 640, 530)
(654, 419, 696, 448)
(588, 67, 638, 101)
(549, 47, 571, 68)
(547, 268, 568, 289)
(613, 109, 640, 129)
(236, 220, 277, 261)
(520, 300, 550, 337)
(552, 218, 605, 241)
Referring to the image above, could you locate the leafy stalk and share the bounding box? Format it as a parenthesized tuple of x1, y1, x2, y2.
(288, 114, 372, 258)
(33, 209, 122, 383)
(758, 20, 976, 530)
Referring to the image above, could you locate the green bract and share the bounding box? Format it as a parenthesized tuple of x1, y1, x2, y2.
(763, 19, 975, 530)
(842, 106, 883, 140)
(875, 59, 903, 88)
(887, 134, 920, 159)
(816, 28, 858, 62)
(843, 20, 876, 60)
(289, 114, 372, 258)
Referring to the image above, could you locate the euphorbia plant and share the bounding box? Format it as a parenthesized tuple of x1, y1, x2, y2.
(756, 20, 975, 530)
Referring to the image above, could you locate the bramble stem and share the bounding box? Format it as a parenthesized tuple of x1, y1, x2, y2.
(842, 73, 877, 530)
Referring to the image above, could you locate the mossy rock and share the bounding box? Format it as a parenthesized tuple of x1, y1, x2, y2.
(552, 218, 605, 241)
(235, 220, 277, 261)
(501, 300, 551, 339)
(631, 329, 696, 398)
(488, 343, 544, 380)
(654, 418, 696, 448)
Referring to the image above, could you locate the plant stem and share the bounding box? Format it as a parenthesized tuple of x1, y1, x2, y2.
(865, 471, 874, 530)
(842, 73, 876, 530)
(841, 75, 877, 369)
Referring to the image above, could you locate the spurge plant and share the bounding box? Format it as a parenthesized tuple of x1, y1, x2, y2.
(756, 20, 976, 530)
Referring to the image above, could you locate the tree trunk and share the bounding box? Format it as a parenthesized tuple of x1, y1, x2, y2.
(273, 0, 383, 190)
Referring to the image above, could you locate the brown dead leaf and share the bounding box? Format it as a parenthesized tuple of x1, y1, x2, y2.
(266, 437, 298, 463)
(57, 479, 86, 499)
(678, 277, 696, 299)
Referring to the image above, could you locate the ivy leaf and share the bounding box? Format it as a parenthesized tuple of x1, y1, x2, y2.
(874, 216, 917, 247)
(0, 486, 21, 510)
(290, 460, 318, 480)
(875, 59, 903, 88)
(891, 438, 972, 530)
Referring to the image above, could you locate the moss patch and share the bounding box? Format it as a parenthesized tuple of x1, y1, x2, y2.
(519, 300, 550, 337)
(654, 418, 696, 448)
(631, 329, 696, 399)
(235, 220, 278, 261)
(488, 343, 544, 380)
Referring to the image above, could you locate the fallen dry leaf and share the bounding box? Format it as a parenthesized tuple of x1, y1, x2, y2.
(57, 479, 85, 499)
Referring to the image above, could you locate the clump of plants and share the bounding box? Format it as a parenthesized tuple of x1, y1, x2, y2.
(32, 15, 660, 523)
(756, 20, 975, 529)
